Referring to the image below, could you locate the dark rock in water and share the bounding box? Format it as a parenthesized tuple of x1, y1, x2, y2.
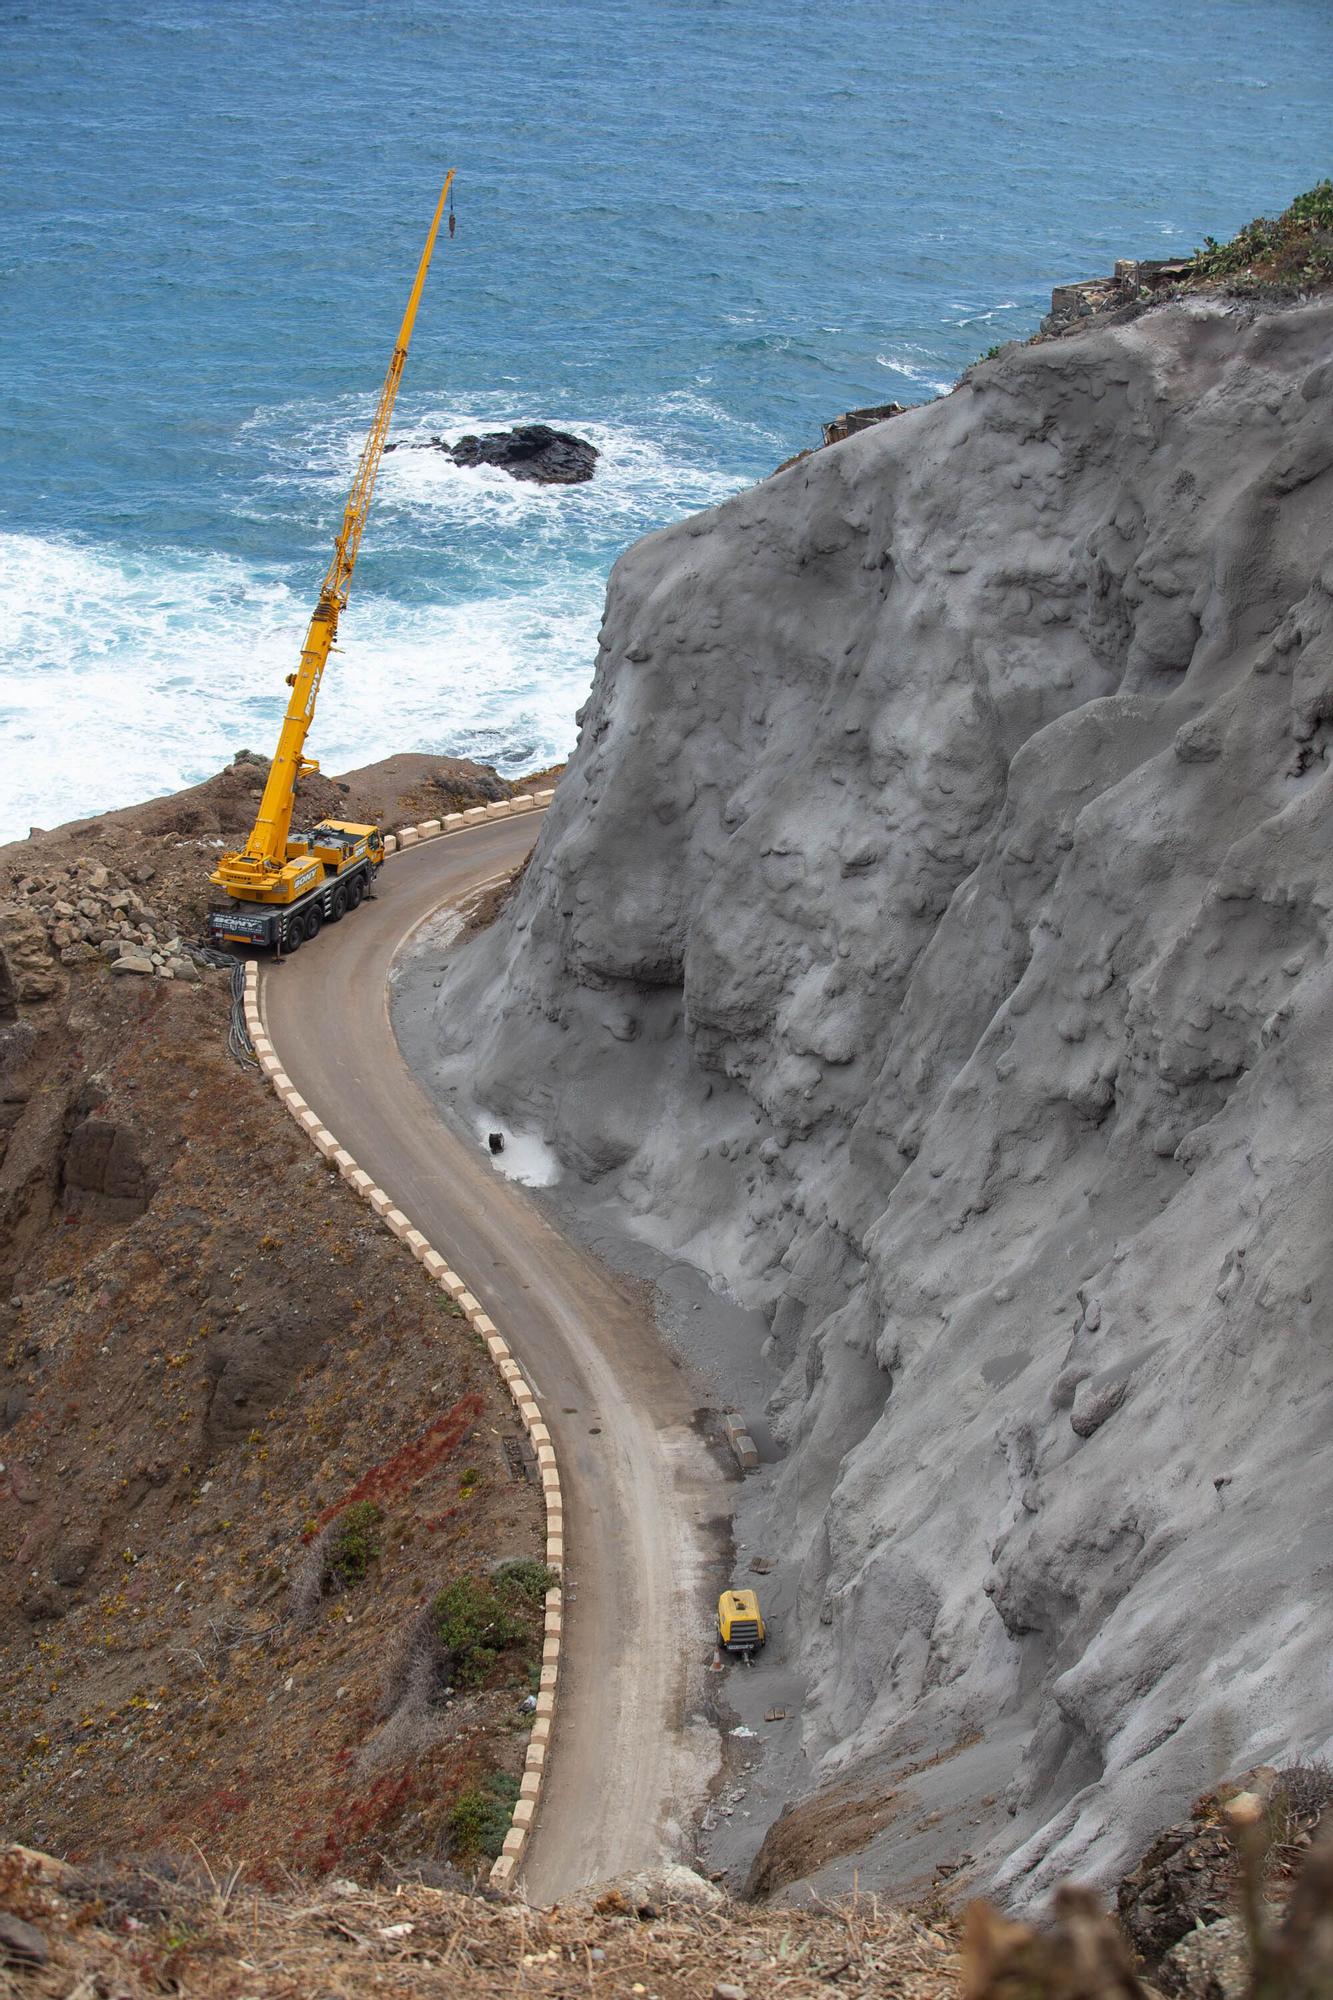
(385, 424, 598, 485)
(451, 424, 599, 484)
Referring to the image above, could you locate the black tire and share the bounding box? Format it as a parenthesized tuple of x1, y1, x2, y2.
(303, 905, 323, 943)
(282, 915, 302, 954)
(346, 873, 366, 911)
(329, 884, 349, 923)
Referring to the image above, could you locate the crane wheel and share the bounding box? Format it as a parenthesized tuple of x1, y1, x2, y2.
(329, 885, 349, 923)
(304, 906, 323, 943)
(346, 874, 366, 912)
(282, 916, 302, 954)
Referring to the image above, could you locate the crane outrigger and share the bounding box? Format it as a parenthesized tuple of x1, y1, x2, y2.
(208, 173, 455, 953)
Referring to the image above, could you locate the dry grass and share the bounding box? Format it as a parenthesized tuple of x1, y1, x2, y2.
(0, 1846, 961, 2000)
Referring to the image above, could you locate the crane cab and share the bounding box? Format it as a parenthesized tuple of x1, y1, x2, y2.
(717, 1588, 765, 1655)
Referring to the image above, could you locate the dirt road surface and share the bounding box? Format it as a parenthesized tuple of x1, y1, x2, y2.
(260, 819, 725, 1904)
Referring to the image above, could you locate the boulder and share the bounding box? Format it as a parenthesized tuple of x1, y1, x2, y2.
(387, 424, 598, 485)
(0, 904, 65, 1007)
(61, 1116, 150, 1218)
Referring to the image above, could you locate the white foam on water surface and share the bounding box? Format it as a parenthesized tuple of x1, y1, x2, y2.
(0, 527, 600, 842)
(874, 349, 953, 397)
(0, 394, 756, 842)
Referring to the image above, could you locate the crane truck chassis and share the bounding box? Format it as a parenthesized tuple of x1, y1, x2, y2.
(206, 174, 452, 953)
(207, 826, 384, 952)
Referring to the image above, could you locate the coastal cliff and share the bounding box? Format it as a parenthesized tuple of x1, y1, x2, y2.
(428, 293, 1333, 1902)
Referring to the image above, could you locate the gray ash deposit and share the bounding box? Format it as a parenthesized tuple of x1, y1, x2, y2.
(424, 295, 1333, 1906)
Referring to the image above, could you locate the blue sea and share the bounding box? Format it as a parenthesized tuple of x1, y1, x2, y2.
(1, 0, 1329, 842)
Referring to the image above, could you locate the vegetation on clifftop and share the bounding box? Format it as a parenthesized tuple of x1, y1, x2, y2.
(1189, 179, 1333, 287)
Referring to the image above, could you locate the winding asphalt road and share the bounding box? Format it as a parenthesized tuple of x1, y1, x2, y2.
(259, 819, 724, 1903)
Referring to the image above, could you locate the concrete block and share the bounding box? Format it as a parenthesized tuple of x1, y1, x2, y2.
(536, 1443, 557, 1470)
(534, 788, 556, 805)
(347, 1168, 374, 1196)
(331, 1149, 355, 1175)
(519, 1770, 542, 1800)
(384, 1208, 411, 1239)
(271, 1071, 292, 1094)
(489, 1854, 516, 1886)
(296, 1108, 321, 1135)
(501, 1826, 526, 1855)
(462, 805, 488, 823)
(485, 1335, 510, 1361)
(730, 1431, 760, 1471)
(421, 1249, 447, 1279)
(528, 1422, 551, 1448)
(524, 1739, 546, 1771)
(530, 1716, 551, 1745)
(540, 1466, 561, 1494)
(439, 1270, 466, 1296)
(510, 1379, 533, 1405)
(383, 834, 398, 854)
(418, 819, 441, 837)
(542, 1635, 560, 1664)
(443, 813, 465, 831)
(471, 1311, 497, 1335)
(510, 794, 536, 812)
(368, 1187, 393, 1217)
(405, 1228, 430, 1257)
(724, 1413, 761, 1471)
(535, 1690, 555, 1718)
(512, 1797, 535, 1829)
(396, 827, 419, 848)
(457, 1290, 482, 1314)
(539, 1664, 557, 1691)
(519, 1400, 541, 1428)
(312, 1128, 339, 1158)
(486, 800, 514, 818)
(546, 1536, 564, 1570)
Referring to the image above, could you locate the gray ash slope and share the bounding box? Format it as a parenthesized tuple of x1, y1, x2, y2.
(427, 297, 1333, 1904)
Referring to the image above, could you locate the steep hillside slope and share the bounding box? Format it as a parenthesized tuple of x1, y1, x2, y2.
(0, 799, 546, 1880)
(427, 296, 1333, 1904)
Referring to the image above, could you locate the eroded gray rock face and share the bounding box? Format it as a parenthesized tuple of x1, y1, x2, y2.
(429, 299, 1333, 1903)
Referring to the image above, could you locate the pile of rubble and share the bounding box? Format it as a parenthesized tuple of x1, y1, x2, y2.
(0, 852, 208, 994)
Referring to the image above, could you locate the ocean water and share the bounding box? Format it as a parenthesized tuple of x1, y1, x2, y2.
(1, 0, 1329, 842)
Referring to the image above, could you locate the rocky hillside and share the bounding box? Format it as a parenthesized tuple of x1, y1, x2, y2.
(0, 761, 549, 1882)
(427, 292, 1333, 1905)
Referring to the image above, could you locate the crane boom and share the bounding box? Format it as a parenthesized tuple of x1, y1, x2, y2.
(210, 174, 453, 922)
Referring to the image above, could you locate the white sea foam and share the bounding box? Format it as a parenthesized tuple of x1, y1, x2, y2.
(874, 351, 952, 397)
(0, 407, 752, 843)
(0, 528, 599, 842)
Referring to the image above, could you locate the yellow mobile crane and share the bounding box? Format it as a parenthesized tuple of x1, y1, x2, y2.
(208, 173, 454, 953)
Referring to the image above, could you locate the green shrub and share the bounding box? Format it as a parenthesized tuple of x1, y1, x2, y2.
(432, 1576, 526, 1686)
(447, 1771, 522, 1860)
(493, 1559, 560, 1605)
(325, 1501, 383, 1589)
(1190, 181, 1333, 286)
